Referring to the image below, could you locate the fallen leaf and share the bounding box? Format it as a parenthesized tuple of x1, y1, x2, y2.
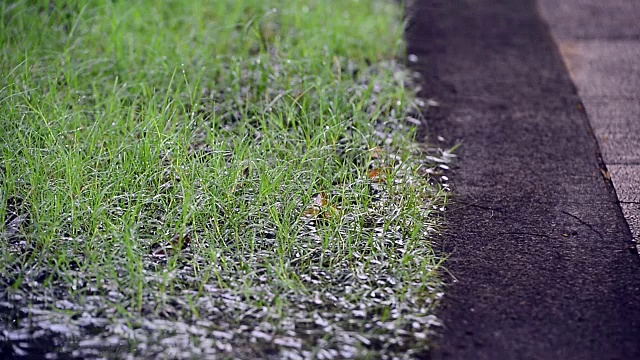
(370, 147, 383, 159)
(304, 192, 329, 217)
(314, 192, 328, 207)
(369, 168, 390, 182)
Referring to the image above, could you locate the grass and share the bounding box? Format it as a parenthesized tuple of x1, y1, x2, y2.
(0, 0, 451, 358)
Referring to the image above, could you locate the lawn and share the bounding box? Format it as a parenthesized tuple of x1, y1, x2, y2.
(0, 0, 451, 358)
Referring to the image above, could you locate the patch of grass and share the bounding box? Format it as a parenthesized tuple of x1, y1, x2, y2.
(0, 0, 450, 358)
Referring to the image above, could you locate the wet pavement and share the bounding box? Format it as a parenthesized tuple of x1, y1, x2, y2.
(538, 0, 640, 249)
(407, 0, 640, 358)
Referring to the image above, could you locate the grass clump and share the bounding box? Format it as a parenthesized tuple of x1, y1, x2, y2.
(0, 0, 450, 358)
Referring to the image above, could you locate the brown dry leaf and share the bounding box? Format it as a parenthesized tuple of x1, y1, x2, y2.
(303, 207, 320, 217)
(315, 192, 328, 207)
(369, 168, 390, 182)
(371, 147, 384, 159)
(304, 192, 329, 217)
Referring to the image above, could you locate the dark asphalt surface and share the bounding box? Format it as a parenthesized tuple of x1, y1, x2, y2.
(538, 0, 640, 253)
(406, 0, 640, 359)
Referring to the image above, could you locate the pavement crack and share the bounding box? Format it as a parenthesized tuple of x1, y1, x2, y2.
(458, 202, 504, 213)
(561, 210, 604, 240)
(497, 232, 554, 239)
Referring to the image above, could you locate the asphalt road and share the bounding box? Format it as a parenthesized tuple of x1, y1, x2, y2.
(406, 0, 640, 359)
(538, 0, 640, 255)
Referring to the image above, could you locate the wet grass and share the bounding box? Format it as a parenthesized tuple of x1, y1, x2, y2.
(0, 0, 451, 358)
